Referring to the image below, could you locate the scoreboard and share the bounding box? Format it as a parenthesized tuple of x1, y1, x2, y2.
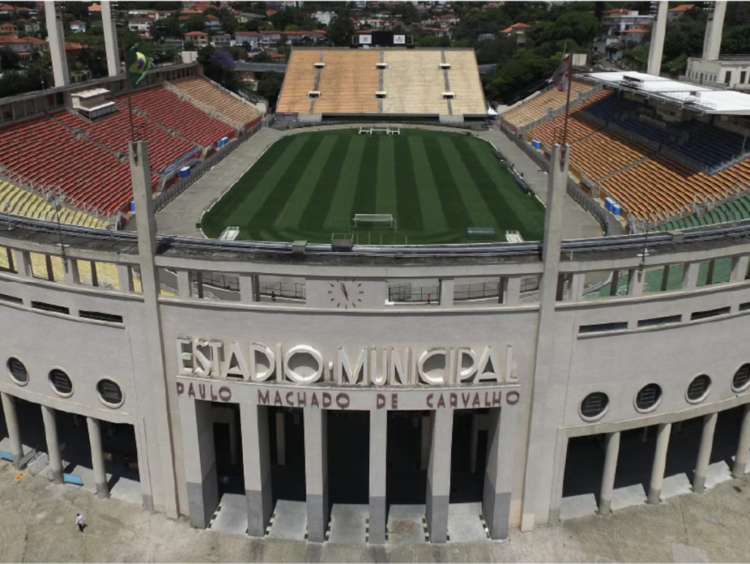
(352, 32, 414, 47)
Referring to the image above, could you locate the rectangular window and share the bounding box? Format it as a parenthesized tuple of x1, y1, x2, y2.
(638, 315, 682, 328)
(79, 310, 124, 324)
(578, 322, 628, 335)
(691, 307, 731, 321)
(739, 302, 750, 312)
(742, 71, 747, 84)
(31, 301, 70, 315)
(725, 71, 732, 85)
(0, 293, 22, 304)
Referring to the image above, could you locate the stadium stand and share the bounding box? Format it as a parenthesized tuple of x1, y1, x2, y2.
(167, 76, 262, 129)
(443, 50, 487, 117)
(0, 180, 108, 228)
(56, 101, 198, 174)
(382, 50, 447, 115)
(501, 80, 598, 130)
(660, 192, 750, 230)
(315, 50, 380, 114)
(277, 50, 322, 114)
(126, 86, 234, 147)
(276, 48, 486, 118)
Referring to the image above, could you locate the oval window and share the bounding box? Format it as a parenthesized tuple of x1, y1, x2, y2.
(7, 357, 28, 385)
(580, 392, 609, 420)
(49, 369, 73, 397)
(635, 383, 662, 412)
(97, 379, 123, 407)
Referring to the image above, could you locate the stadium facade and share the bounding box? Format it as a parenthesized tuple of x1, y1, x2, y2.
(1, 139, 749, 543)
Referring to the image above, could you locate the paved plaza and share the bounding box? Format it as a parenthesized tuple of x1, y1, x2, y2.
(2, 458, 750, 562)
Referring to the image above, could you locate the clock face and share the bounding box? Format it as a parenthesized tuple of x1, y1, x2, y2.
(328, 278, 364, 309)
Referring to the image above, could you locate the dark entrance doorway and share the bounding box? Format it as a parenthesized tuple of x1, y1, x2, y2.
(386, 411, 428, 506)
(268, 406, 305, 502)
(450, 409, 488, 503)
(212, 403, 244, 496)
(327, 410, 369, 505)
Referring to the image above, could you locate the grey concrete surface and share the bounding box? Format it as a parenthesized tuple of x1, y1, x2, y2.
(4, 459, 750, 562)
(447, 502, 489, 542)
(662, 474, 692, 500)
(328, 504, 367, 544)
(609, 484, 647, 511)
(559, 493, 596, 521)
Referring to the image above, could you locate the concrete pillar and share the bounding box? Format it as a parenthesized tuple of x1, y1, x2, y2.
(660, 264, 671, 292)
(693, 412, 718, 493)
(567, 273, 585, 301)
(647, 0, 668, 76)
(647, 423, 671, 504)
(241, 403, 273, 537)
(195, 271, 204, 299)
(426, 409, 453, 543)
(369, 409, 387, 544)
(609, 270, 620, 296)
(0, 392, 23, 469)
(44, 254, 54, 281)
(129, 141, 179, 518)
(253, 275, 261, 302)
(731, 255, 749, 283)
(706, 259, 715, 285)
(275, 411, 286, 466)
(439, 278, 454, 307)
(598, 432, 621, 515)
(44, 1, 69, 87)
(180, 399, 219, 528)
(13, 250, 31, 278)
(86, 417, 109, 499)
(177, 270, 191, 299)
(304, 407, 328, 542)
(304, 408, 328, 543)
(229, 412, 238, 467)
(681, 262, 701, 290)
(483, 407, 517, 539)
(521, 143, 569, 532)
(703, 1, 727, 61)
(117, 264, 133, 293)
(627, 268, 644, 297)
(90, 261, 99, 287)
(420, 414, 431, 470)
(733, 404, 750, 478)
(239, 274, 256, 303)
(101, 0, 120, 78)
(504, 277, 521, 305)
(41, 405, 63, 484)
(64, 258, 80, 285)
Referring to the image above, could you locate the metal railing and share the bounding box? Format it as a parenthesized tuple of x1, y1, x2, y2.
(259, 281, 305, 300)
(388, 284, 439, 303)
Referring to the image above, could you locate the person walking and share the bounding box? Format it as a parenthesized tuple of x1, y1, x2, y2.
(76, 513, 84, 533)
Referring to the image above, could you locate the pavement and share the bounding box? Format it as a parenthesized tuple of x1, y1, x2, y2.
(4, 458, 750, 562)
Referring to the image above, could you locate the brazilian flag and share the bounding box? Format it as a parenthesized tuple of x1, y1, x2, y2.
(126, 44, 154, 88)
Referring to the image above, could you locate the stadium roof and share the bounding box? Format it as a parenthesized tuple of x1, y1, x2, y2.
(587, 71, 750, 115)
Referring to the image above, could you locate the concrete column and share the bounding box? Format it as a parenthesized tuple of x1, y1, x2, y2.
(229, 412, 238, 466)
(426, 409, 453, 543)
(101, 0, 120, 77)
(598, 432, 621, 515)
(0, 392, 23, 469)
(733, 404, 750, 478)
(681, 262, 701, 290)
(369, 409, 387, 544)
(731, 256, 749, 283)
(44, 254, 54, 281)
(239, 274, 256, 303)
(44, 1, 69, 87)
(706, 259, 716, 285)
(41, 405, 63, 484)
(64, 258, 80, 285)
(420, 414, 431, 470)
(177, 270, 191, 299)
(483, 406, 517, 539)
(241, 403, 273, 537)
(568, 273, 585, 301)
(129, 141, 179, 518)
(703, 1, 727, 61)
(86, 417, 109, 498)
(90, 261, 99, 287)
(660, 264, 671, 291)
(13, 250, 31, 278)
(275, 411, 286, 466)
(304, 408, 328, 543)
(609, 270, 620, 296)
(693, 412, 718, 493)
(253, 275, 261, 302)
(439, 278, 454, 307)
(504, 276, 521, 305)
(627, 268, 644, 297)
(522, 143, 569, 532)
(647, 0, 668, 76)
(117, 264, 133, 293)
(647, 423, 671, 504)
(195, 272, 204, 299)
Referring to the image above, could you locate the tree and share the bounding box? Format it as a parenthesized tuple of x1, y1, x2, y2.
(185, 13, 207, 33)
(257, 72, 283, 108)
(327, 8, 354, 46)
(487, 50, 559, 103)
(723, 25, 750, 55)
(153, 15, 182, 41)
(0, 48, 22, 70)
(199, 47, 242, 93)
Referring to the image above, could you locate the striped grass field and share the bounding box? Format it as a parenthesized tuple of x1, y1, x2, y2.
(201, 129, 545, 244)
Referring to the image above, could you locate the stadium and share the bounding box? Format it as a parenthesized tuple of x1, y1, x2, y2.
(0, 0, 750, 549)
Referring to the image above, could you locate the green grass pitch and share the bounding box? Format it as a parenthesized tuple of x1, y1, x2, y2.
(201, 129, 546, 244)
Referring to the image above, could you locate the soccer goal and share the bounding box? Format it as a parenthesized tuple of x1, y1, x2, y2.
(352, 213, 396, 230)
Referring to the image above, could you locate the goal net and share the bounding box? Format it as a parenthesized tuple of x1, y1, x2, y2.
(352, 213, 395, 230)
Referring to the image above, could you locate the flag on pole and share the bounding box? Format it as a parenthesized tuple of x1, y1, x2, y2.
(126, 44, 154, 89)
(550, 53, 571, 92)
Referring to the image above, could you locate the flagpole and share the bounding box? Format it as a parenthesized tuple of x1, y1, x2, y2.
(560, 52, 573, 152)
